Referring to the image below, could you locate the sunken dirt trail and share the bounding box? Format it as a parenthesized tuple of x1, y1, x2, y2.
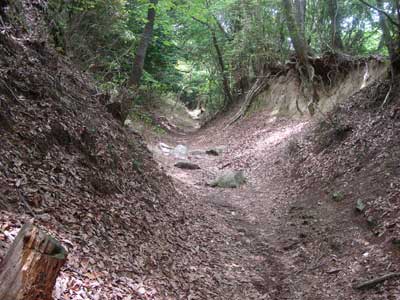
(150, 110, 395, 300)
(153, 115, 311, 300)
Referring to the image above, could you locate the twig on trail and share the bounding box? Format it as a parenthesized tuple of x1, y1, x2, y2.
(219, 162, 232, 169)
(353, 272, 400, 290)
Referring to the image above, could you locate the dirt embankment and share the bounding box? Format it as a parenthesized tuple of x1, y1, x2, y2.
(286, 79, 400, 298)
(252, 55, 387, 116)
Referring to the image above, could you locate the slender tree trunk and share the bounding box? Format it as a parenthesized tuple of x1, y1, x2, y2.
(377, 0, 395, 56)
(328, 0, 344, 51)
(282, 0, 318, 114)
(282, 0, 309, 66)
(128, 0, 158, 87)
(359, 0, 400, 75)
(192, 16, 234, 106)
(113, 0, 157, 124)
(294, 0, 306, 37)
(211, 30, 234, 105)
(379, 0, 400, 74)
(395, 0, 400, 74)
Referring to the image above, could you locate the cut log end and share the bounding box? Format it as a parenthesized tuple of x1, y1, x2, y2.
(0, 223, 67, 300)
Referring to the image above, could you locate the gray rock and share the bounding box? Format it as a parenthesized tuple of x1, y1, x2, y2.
(356, 199, 366, 212)
(391, 238, 400, 249)
(172, 144, 188, 160)
(174, 161, 201, 170)
(206, 149, 219, 156)
(209, 170, 246, 188)
(367, 216, 377, 227)
(206, 146, 226, 156)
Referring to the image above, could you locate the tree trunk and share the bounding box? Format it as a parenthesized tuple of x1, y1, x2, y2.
(328, 0, 344, 51)
(377, 0, 395, 57)
(394, 0, 400, 74)
(359, 0, 400, 75)
(211, 29, 234, 106)
(0, 223, 67, 300)
(382, 0, 400, 76)
(115, 0, 158, 124)
(282, 0, 309, 66)
(128, 0, 158, 87)
(192, 16, 234, 107)
(294, 0, 306, 38)
(282, 0, 318, 114)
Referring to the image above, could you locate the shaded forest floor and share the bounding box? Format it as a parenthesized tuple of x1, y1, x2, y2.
(149, 91, 400, 299)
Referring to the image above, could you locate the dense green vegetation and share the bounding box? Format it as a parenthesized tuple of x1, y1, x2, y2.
(47, 0, 400, 120)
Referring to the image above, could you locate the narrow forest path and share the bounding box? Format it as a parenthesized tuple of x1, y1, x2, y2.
(146, 108, 395, 300)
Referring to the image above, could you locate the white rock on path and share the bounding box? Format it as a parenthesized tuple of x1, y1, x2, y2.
(172, 144, 188, 160)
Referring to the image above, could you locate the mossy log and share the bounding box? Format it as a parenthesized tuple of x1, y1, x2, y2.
(0, 223, 67, 300)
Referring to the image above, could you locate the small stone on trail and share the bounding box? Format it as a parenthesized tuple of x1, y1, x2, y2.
(391, 238, 400, 248)
(206, 146, 225, 156)
(174, 161, 201, 170)
(137, 287, 146, 295)
(356, 199, 366, 212)
(209, 170, 246, 188)
(172, 144, 188, 160)
(206, 149, 219, 156)
(367, 216, 377, 227)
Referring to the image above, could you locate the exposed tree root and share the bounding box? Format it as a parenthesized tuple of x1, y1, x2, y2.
(225, 68, 286, 127)
(225, 75, 269, 127)
(226, 52, 384, 126)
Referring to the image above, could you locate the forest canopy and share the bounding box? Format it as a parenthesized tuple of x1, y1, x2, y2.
(47, 0, 400, 118)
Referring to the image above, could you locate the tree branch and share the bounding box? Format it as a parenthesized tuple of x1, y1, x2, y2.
(212, 15, 233, 41)
(191, 16, 210, 28)
(358, 0, 400, 29)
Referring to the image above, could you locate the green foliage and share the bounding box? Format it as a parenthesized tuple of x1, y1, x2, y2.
(130, 110, 166, 134)
(47, 0, 396, 115)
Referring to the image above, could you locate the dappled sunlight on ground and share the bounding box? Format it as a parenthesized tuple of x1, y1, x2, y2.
(253, 121, 308, 152)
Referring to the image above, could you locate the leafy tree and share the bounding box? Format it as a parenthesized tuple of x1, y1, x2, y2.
(47, 0, 400, 119)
